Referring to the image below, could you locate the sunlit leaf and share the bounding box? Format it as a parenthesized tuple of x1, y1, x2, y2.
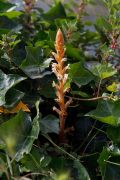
(107, 82, 120, 92)
(0, 11, 22, 19)
(86, 100, 120, 126)
(112, 0, 120, 5)
(0, 111, 31, 157)
(85, 62, 117, 79)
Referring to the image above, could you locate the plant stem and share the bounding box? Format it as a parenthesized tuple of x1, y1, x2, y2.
(97, 79, 102, 97)
(43, 134, 77, 160)
(65, 95, 110, 101)
(59, 115, 66, 143)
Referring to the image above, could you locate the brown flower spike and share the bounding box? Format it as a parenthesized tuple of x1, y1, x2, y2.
(23, 0, 35, 13)
(52, 29, 72, 143)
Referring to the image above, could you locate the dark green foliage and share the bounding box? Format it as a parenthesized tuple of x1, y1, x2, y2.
(0, 0, 120, 179)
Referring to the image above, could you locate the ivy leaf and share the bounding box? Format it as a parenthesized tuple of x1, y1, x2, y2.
(0, 0, 13, 12)
(66, 44, 85, 62)
(107, 126, 120, 145)
(0, 70, 26, 106)
(73, 160, 90, 180)
(20, 46, 52, 79)
(15, 113, 40, 161)
(39, 74, 55, 98)
(0, 11, 22, 19)
(0, 110, 40, 161)
(107, 82, 120, 92)
(69, 62, 94, 86)
(86, 100, 120, 126)
(98, 147, 120, 179)
(85, 62, 117, 79)
(21, 46, 44, 67)
(15, 101, 40, 161)
(4, 88, 24, 109)
(20, 147, 51, 173)
(0, 111, 32, 157)
(105, 161, 120, 180)
(43, 2, 66, 21)
(98, 147, 111, 177)
(40, 115, 59, 134)
(50, 157, 90, 180)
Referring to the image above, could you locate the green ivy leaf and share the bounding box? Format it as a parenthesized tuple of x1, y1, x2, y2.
(73, 160, 90, 180)
(105, 161, 120, 180)
(106, 82, 120, 92)
(20, 46, 52, 79)
(21, 147, 51, 173)
(98, 147, 120, 179)
(43, 2, 66, 21)
(0, 110, 40, 161)
(0, 70, 26, 106)
(107, 126, 120, 145)
(86, 100, 120, 126)
(0, 111, 31, 157)
(85, 62, 117, 79)
(50, 157, 90, 180)
(69, 62, 94, 86)
(40, 115, 59, 134)
(66, 44, 85, 62)
(98, 147, 111, 177)
(15, 112, 40, 161)
(4, 88, 24, 109)
(39, 74, 55, 98)
(0, 11, 22, 19)
(0, 0, 13, 12)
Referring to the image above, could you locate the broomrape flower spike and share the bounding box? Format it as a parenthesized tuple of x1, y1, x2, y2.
(52, 29, 72, 143)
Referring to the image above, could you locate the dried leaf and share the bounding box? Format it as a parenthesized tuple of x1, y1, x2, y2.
(0, 101, 30, 114)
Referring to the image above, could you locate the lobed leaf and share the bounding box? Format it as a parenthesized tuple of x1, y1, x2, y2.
(0, 70, 26, 106)
(85, 62, 117, 79)
(86, 100, 120, 126)
(69, 62, 94, 86)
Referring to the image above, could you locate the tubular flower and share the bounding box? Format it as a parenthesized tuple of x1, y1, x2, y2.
(52, 29, 72, 143)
